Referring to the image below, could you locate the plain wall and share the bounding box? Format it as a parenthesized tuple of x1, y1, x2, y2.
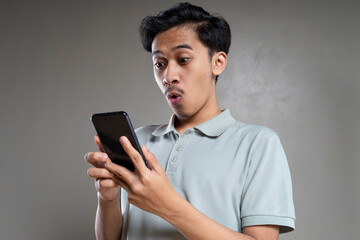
(1, 0, 359, 239)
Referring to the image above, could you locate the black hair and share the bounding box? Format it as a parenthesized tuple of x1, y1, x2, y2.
(139, 2, 231, 57)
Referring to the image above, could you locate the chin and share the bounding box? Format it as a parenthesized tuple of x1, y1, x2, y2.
(171, 106, 190, 120)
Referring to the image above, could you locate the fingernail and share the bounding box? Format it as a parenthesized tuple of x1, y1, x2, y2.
(143, 146, 147, 151)
(99, 153, 108, 160)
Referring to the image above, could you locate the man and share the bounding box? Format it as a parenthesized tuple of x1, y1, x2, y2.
(85, 3, 295, 240)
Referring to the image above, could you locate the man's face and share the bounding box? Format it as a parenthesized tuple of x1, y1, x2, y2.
(151, 26, 217, 120)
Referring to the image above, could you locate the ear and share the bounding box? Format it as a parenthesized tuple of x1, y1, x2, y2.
(212, 51, 227, 77)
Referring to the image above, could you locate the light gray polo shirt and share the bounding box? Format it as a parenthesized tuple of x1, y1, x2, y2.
(120, 109, 295, 240)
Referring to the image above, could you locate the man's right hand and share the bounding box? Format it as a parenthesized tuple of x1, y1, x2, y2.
(84, 135, 120, 202)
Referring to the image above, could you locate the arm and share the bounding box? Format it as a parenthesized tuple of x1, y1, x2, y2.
(85, 135, 123, 240)
(105, 136, 279, 240)
(157, 192, 279, 240)
(95, 195, 122, 240)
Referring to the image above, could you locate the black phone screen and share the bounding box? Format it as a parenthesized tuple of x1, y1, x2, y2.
(91, 111, 149, 172)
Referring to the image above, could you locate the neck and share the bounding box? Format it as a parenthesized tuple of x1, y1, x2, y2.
(174, 103, 221, 135)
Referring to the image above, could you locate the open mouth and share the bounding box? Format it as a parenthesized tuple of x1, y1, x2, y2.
(167, 92, 182, 105)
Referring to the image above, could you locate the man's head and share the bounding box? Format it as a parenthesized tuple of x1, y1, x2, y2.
(139, 3, 231, 121)
(139, 2, 231, 81)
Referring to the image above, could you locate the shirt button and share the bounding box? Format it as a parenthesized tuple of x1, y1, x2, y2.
(171, 157, 177, 162)
(176, 146, 182, 151)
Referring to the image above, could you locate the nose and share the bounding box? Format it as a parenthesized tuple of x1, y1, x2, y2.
(163, 61, 179, 86)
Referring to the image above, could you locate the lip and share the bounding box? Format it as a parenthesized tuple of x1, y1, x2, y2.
(166, 89, 183, 106)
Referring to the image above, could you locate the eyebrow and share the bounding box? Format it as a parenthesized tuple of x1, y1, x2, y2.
(152, 44, 193, 56)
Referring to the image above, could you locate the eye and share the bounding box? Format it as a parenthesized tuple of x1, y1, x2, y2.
(154, 61, 166, 69)
(179, 57, 190, 64)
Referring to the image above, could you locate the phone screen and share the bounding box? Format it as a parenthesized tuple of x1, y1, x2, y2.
(91, 111, 149, 171)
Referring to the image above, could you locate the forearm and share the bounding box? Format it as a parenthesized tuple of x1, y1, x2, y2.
(161, 195, 255, 240)
(95, 194, 122, 240)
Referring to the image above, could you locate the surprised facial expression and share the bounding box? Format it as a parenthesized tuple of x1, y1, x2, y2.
(151, 26, 218, 120)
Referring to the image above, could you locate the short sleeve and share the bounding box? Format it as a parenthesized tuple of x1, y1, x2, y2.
(241, 131, 295, 233)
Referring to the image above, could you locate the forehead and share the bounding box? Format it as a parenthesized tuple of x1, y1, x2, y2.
(151, 26, 205, 53)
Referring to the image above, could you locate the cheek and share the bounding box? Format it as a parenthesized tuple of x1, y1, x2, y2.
(194, 68, 213, 89)
(155, 80, 164, 92)
(155, 80, 167, 95)
(153, 72, 164, 89)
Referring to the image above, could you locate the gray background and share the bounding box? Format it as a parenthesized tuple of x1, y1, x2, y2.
(1, 0, 359, 239)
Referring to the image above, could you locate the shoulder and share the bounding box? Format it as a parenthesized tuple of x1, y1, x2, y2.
(228, 121, 280, 146)
(231, 122, 288, 168)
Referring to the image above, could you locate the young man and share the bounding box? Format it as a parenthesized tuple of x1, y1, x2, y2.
(85, 3, 295, 240)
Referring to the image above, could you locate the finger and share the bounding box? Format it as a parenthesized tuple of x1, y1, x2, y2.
(94, 135, 105, 152)
(120, 136, 148, 174)
(111, 176, 132, 193)
(84, 152, 108, 167)
(142, 145, 161, 172)
(87, 167, 114, 179)
(105, 158, 137, 186)
(97, 178, 117, 188)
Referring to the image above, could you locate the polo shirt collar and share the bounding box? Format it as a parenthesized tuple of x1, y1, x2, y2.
(152, 114, 177, 136)
(152, 109, 236, 137)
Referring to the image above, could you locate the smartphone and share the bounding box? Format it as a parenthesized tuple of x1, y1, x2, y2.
(91, 111, 149, 172)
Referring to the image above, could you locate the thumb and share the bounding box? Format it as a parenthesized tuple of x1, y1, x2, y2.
(94, 135, 105, 152)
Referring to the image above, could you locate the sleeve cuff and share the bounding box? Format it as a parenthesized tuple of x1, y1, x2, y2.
(241, 215, 295, 234)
